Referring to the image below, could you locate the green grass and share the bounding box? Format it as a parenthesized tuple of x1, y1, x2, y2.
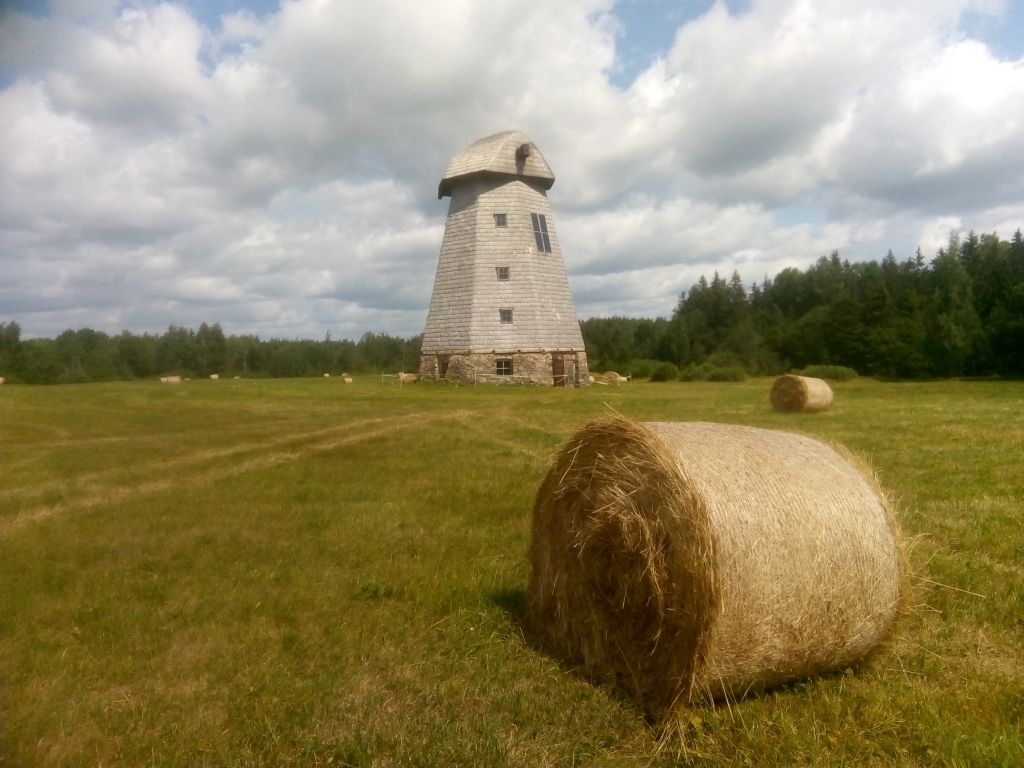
(1, 377, 1022, 766)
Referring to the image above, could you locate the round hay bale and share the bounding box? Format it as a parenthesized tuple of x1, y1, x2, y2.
(528, 416, 901, 713)
(601, 370, 621, 383)
(770, 374, 833, 412)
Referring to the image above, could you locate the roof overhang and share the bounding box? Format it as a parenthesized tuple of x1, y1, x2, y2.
(438, 170, 556, 199)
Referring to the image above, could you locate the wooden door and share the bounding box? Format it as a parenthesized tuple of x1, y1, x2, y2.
(552, 354, 565, 387)
(564, 354, 576, 387)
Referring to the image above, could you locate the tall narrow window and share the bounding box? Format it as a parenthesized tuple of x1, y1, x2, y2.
(531, 213, 551, 252)
(496, 266, 510, 281)
(496, 359, 513, 376)
(494, 213, 507, 227)
(499, 308, 513, 324)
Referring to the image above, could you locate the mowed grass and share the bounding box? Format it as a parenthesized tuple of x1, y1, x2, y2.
(0, 377, 1021, 766)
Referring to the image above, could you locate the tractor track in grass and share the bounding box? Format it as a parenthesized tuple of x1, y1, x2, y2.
(1, 412, 455, 507)
(0, 410, 473, 538)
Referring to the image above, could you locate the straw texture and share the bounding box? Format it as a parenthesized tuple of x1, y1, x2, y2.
(770, 374, 833, 412)
(528, 416, 900, 714)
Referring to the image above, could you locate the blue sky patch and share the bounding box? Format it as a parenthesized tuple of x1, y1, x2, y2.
(609, 0, 751, 88)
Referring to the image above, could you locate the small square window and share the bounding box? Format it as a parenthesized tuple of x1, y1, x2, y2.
(496, 266, 510, 281)
(499, 308, 513, 324)
(496, 359, 513, 376)
(494, 213, 507, 227)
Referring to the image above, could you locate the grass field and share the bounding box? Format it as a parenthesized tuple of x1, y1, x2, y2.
(1, 377, 1021, 766)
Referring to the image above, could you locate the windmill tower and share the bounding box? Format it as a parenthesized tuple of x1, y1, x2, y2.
(419, 130, 589, 386)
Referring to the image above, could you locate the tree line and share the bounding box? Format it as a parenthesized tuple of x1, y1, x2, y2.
(0, 323, 422, 384)
(581, 229, 1024, 380)
(2, 229, 1021, 384)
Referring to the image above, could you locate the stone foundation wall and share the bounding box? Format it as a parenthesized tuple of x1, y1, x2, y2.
(571, 351, 590, 386)
(419, 351, 589, 387)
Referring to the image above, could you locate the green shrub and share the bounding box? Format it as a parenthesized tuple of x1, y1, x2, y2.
(678, 363, 707, 381)
(679, 363, 747, 382)
(796, 365, 859, 381)
(621, 359, 660, 379)
(649, 361, 680, 382)
(708, 365, 747, 382)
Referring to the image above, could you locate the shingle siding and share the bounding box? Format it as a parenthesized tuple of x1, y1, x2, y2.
(422, 177, 585, 354)
(421, 132, 588, 385)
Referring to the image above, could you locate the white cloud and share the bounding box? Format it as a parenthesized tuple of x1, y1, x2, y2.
(1, 0, 1022, 338)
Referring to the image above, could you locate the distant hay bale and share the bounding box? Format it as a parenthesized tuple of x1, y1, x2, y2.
(770, 374, 833, 412)
(602, 371, 629, 384)
(0, 377, 5, 385)
(343, 376, 353, 384)
(398, 372, 418, 384)
(160, 376, 181, 385)
(210, 374, 219, 380)
(324, 373, 330, 378)
(528, 416, 901, 714)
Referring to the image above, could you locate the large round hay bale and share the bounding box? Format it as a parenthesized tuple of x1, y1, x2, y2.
(770, 374, 833, 412)
(528, 416, 901, 713)
(602, 370, 621, 383)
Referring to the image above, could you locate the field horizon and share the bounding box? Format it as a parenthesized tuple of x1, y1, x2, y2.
(1, 377, 1021, 766)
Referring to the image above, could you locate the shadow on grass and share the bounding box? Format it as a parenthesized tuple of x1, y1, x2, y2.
(485, 585, 571, 673)
(485, 586, 657, 725)
(486, 586, 527, 620)
(483, 586, 875, 728)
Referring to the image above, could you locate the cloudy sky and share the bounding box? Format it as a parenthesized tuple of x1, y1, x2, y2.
(2, 0, 1023, 340)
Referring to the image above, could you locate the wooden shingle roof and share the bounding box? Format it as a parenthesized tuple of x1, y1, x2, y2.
(438, 130, 555, 198)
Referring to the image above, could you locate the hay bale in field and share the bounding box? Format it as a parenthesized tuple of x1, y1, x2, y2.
(160, 376, 181, 385)
(324, 373, 330, 377)
(528, 416, 901, 714)
(0, 377, 4, 385)
(602, 371, 629, 384)
(343, 376, 353, 384)
(210, 374, 219, 380)
(770, 374, 833, 412)
(398, 372, 418, 384)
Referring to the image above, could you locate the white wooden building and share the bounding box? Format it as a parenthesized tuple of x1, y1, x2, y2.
(419, 130, 589, 386)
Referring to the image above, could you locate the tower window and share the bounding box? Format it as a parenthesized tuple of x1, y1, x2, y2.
(496, 266, 510, 281)
(494, 213, 507, 227)
(531, 213, 551, 252)
(496, 359, 513, 376)
(499, 308, 513, 324)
